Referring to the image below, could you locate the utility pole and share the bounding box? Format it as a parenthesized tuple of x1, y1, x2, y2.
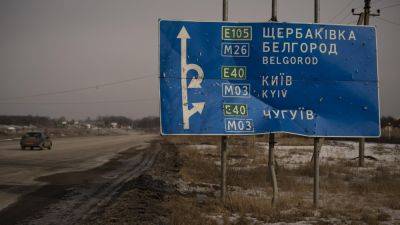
(352, 0, 379, 167)
(220, 0, 228, 203)
(271, 0, 277, 21)
(223, 0, 228, 21)
(314, 0, 320, 23)
(267, 0, 279, 207)
(313, 0, 323, 209)
(364, 0, 371, 25)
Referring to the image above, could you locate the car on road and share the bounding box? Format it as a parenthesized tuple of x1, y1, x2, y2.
(20, 132, 52, 150)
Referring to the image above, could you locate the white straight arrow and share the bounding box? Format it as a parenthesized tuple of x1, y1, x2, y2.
(177, 26, 190, 69)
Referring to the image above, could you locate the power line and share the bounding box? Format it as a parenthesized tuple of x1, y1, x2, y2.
(346, 18, 359, 24)
(0, 98, 157, 105)
(329, 0, 357, 23)
(373, 0, 399, 5)
(377, 17, 400, 26)
(380, 2, 400, 9)
(338, 12, 353, 24)
(0, 74, 157, 102)
(373, 0, 387, 4)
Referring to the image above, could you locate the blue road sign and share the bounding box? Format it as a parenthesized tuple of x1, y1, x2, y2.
(159, 20, 380, 137)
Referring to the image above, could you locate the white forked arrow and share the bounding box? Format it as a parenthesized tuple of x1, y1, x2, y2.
(177, 26, 205, 130)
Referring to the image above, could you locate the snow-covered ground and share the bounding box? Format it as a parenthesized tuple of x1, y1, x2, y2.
(178, 140, 400, 224)
(189, 140, 400, 169)
(258, 141, 400, 167)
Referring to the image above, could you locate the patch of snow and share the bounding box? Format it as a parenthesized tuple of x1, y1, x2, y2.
(186, 144, 218, 151)
(175, 178, 217, 195)
(381, 207, 400, 223)
(255, 141, 400, 168)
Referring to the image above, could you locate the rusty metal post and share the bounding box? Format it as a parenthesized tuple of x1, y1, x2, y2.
(268, 133, 278, 206)
(313, 137, 323, 208)
(220, 0, 228, 203)
(359, 138, 365, 167)
(221, 136, 227, 201)
(313, 0, 322, 209)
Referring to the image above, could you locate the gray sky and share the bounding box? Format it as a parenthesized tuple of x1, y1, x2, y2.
(0, 0, 399, 119)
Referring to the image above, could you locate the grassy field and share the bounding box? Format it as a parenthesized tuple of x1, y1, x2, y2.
(163, 135, 400, 225)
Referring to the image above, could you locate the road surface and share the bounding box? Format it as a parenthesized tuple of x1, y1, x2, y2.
(0, 132, 158, 212)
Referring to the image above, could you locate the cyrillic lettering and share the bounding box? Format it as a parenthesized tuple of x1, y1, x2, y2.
(328, 44, 338, 55)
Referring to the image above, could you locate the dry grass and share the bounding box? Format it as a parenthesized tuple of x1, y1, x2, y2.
(382, 197, 400, 210)
(165, 135, 400, 224)
(225, 193, 313, 223)
(179, 148, 219, 184)
(349, 165, 400, 197)
(165, 197, 220, 225)
(227, 166, 267, 189)
(275, 161, 356, 192)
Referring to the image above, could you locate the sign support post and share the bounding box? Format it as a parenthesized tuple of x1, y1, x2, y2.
(358, 0, 371, 168)
(313, 137, 323, 208)
(359, 138, 365, 167)
(268, 133, 278, 206)
(313, 0, 323, 209)
(353, 0, 379, 167)
(221, 135, 227, 202)
(267, 0, 279, 207)
(220, 0, 228, 203)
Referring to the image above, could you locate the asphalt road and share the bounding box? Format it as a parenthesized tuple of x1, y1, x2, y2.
(0, 132, 157, 211)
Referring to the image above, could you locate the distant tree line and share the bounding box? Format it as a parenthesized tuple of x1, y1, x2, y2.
(381, 116, 400, 127)
(1, 114, 394, 129)
(0, 115, 55, 127)
(132, 116, 159, 129)
(0, 115, 160, 129)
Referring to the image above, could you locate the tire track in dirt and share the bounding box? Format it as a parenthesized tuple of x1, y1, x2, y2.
(82, 141, 180, 225)
(0, 140, 161, 225)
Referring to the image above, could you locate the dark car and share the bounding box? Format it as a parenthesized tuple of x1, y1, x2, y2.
(20, 132, 52, 150)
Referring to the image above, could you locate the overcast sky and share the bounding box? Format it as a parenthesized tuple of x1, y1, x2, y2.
(0, 0, 399, 119)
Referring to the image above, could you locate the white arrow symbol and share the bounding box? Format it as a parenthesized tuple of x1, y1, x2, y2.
(177, 26, 205, 130)
(187, 102, 205, 117)
(177, 26, 190, 66)
(177, 26, 204, 89)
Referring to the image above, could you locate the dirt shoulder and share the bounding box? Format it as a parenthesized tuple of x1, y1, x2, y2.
(83, 141, 180, 225)
(87, 136, 400, 225)
(0, 133, 156, 211)
(0, 139, 161, 225)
